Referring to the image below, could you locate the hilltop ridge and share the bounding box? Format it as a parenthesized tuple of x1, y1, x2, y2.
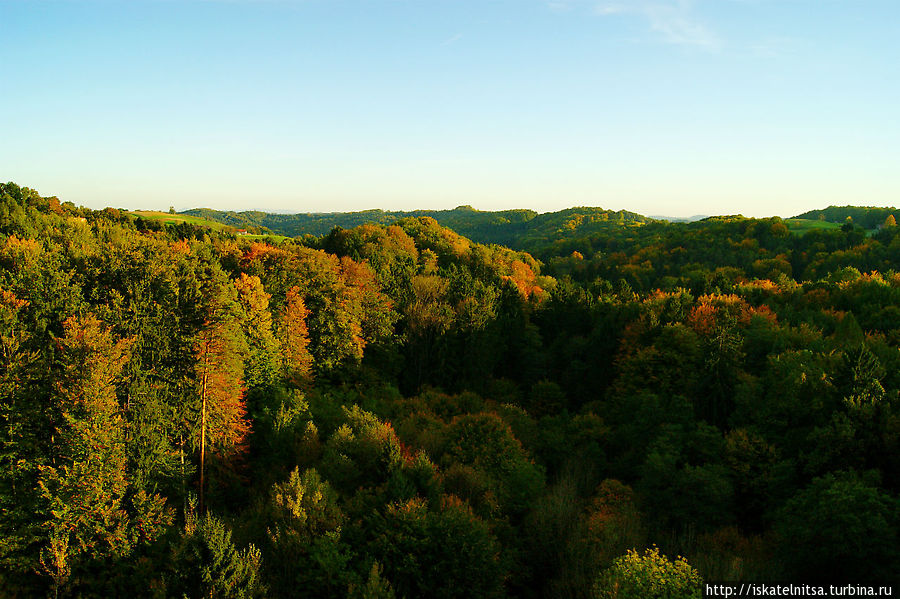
(182, 205, 654, 250)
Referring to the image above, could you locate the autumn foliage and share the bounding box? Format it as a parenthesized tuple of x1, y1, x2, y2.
(2, 183, 900, 595)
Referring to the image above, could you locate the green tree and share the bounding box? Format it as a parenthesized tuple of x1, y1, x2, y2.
(638, 424, 734, 532)
(527, 379, 568, 417)
(775, 471, 899, 581)
(586, 479, 645, 566)
(368, 498, 504, 599)
(38, 315, 169, 594)
(401, 274, 454, 390)
(347, 562, 397, 599)
(234, 273, 280, 394)
(838, 345, 885, 409)
(441, 412, 545, 516)
(170, 512, 264, 598)
(263, 468, 352, 597)
(0, 288, 43, 591)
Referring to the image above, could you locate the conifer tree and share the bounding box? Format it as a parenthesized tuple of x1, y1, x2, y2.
(170, 512, 264, 598)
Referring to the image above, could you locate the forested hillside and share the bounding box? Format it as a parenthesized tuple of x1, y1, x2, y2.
(2, 182, 899, 597)
(182, 205, 653, 251)
(534, 213, 900, 288)
(794, 205, 899, 230)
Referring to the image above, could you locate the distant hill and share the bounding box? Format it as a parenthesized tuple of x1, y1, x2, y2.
(793, 205, 898, 230)
(649, 214, 708, 223)
(182, 205, 656, 250)
(172, 202, 900, 255)
(130, 210, 234, 231)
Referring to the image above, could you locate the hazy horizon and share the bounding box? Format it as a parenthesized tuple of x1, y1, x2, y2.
(3, 0, 898, 218)
(10, 182, 897, 222)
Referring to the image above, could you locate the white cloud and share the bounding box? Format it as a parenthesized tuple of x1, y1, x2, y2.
(594, 3, 626, 16)
(547, 1, 574, 12)
(593, 0, 721, 49)
(441, 33, 464, 46)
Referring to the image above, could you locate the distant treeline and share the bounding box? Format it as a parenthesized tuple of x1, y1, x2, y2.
(795, 205, 899, 229)
(183, 205, 653, 251)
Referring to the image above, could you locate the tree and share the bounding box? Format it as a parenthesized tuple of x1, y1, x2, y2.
(441, 412, 545, 516)
(234, 273, 280, 394)
(775, 471, 899, 581)
(38, 315, 169, 594)
(527, 379, 567, 417)
(0, 287, 42, 590)
(169, 512, 264, 598)
(884, 214, 896, 228)
(368, 497, 504, 599)
(320, 405, 411, 495)
(194, 314, 248, 513)
(519, 474, 601, 598)
(637, 424, 734, 532)
(348, 562, 397, 599)
(402, 274, 454, 390)
(594, 546, 702, 599)
(263, 468, 352, 597)
(277, 285, 313, 387)
(724, 429, 776, 531)
(262, 247, 393, 373)
(838, 345, 885, 409)
(585, 480, 645, 565)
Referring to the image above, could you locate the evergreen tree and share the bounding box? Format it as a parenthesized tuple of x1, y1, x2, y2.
(170, 512, 265, 598)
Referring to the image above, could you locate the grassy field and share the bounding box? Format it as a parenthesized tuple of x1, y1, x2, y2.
(130, 210, 232, 230)
(242, 233, 291, 242)
(130, 211, 290, 242)
(784, 218, 842, 234)
(784, 218, 880, 237)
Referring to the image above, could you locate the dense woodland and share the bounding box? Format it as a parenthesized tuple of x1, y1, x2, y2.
(2, 182, 899, 597)
(183, 205, 653, 252)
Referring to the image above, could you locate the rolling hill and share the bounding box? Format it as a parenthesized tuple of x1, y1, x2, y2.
(181, 205, 656, 250)
(793, 205, 898, 230)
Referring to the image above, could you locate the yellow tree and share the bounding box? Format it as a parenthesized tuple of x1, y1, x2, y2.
(278, 285, 313, 387)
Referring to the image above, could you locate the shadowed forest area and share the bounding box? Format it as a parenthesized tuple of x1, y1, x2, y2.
(2, 182, 899, 597)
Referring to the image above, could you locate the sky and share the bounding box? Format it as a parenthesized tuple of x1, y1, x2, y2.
(1, 0, 898, 217)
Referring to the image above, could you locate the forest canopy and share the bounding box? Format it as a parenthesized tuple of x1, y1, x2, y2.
(1, 181, 899, 597)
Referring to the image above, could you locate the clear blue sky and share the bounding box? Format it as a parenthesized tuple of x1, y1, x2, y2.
(2, 0, 898, 217)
